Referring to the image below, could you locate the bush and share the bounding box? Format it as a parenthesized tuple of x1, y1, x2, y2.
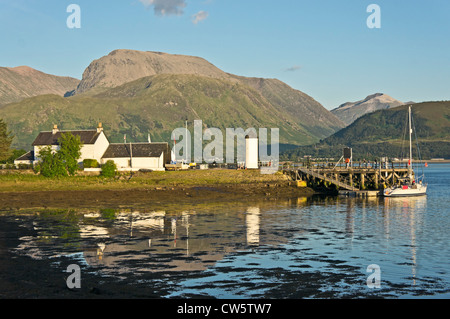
(83, 159, 99, 168)
(101, 160, 117, 178)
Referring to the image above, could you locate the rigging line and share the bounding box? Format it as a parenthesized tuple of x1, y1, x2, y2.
(411, 112, 425, 181)
(400, 111, 409, 160)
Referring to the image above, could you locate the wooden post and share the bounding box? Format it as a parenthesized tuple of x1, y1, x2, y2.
(374, 172, 379, 189)
(360, 173, 365, 190)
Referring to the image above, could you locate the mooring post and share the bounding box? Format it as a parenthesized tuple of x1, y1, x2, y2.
(374, 172, 379, 189)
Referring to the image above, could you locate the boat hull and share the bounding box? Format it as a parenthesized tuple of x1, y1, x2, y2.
(383, 185, 427, 197)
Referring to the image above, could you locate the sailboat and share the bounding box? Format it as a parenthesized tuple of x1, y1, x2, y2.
(383, 106, 427, 197)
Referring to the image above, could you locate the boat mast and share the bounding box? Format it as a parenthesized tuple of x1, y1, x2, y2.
(409, 106, 413, 181)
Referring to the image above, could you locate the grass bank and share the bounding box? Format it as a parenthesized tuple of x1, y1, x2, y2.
(0, 169, 292, 192)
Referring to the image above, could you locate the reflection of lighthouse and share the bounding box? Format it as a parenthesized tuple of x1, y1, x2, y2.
(246, 207, 261, 246)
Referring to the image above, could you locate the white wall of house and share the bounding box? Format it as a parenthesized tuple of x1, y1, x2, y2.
(80, 144, 95, 162)
(33, 131, 109, 165)
(94, 132, 110, 162)
(14, 159, 32, 166)
(79, 131, 109, 163)
(102, 153, 165, 171)
(102, 157, 130, 169)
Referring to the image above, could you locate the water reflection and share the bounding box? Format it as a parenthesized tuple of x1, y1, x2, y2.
(246, 207, 260, 247)
(383, 196, 427, 286)
(13, 204, 282, 275)
(7, 193, 449, 298)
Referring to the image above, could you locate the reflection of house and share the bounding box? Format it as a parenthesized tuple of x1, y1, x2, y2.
(14, 123, 171, 171)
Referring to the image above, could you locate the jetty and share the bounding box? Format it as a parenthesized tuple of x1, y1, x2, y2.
(281, 160, 415, 197)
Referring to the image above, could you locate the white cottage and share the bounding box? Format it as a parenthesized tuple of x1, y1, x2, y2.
(101, 143, 170, 172)
(14, 123, 171, 172)
(29, 123, 109, 165)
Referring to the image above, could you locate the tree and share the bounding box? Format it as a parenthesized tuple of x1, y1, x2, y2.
(37, 146, 68, 177)
(0, 119, 14, 162)
(37, 132, 83, 177)
(58, 132, 83, 175)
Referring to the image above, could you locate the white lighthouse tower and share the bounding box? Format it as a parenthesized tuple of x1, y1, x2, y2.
(245, 133, 259, 169)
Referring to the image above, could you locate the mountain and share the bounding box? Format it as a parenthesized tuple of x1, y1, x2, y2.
(0, 49, 345, 150)
(282, 101, 450, 160)
(331, 93, 404, 126)
(74, 49, 343, 136)
(0, 66, 79, 106)
(74, 49, 233, 95)
(228, 75, 343, 140)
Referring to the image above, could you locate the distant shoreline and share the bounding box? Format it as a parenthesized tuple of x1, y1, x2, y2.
(392, 160, 450, 164)
(422, 160, 450, 163)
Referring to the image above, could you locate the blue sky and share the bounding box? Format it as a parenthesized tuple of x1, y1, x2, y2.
(0, 0, 449, 109)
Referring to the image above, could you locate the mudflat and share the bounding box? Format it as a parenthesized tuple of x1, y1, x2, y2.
(0, 183, 314, 210)
(0, 169, 315, 209)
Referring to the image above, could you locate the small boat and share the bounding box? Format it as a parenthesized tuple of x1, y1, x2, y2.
(384, 106, 427, 197)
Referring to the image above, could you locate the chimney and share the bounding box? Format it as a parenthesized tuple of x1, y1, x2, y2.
(52, 125, 59, 135)
(97, 122, 103, 133)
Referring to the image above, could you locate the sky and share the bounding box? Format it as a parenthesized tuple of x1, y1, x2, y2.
(0, 0, 449, 110)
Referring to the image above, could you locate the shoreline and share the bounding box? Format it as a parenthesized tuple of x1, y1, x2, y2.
(0, 182, 317, 210)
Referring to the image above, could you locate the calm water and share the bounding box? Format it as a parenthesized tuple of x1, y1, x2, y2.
(1, 164, 449, 299)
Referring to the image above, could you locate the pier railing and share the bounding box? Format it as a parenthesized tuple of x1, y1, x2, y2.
(279, 160, 415, 171)
(280, 160, 413, 192)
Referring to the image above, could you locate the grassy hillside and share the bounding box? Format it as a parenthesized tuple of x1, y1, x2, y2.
(0, 74, 339, 150)
(282, 101, 450, 160)
(230, 75, 344, 139)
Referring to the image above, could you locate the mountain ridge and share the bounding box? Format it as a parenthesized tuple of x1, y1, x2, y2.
(0, 73, 341, 150)
(74, 49, 235, 95)
(331, 93, 404, 126)
(0, 49, 345, 150)
(0, 66, 79, 106)
(282, 101, 450, 160)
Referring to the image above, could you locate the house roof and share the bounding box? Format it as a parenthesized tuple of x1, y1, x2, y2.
(102, 143, 169, 159)
(15, 151, 34, 161)
(32, 130, 102, 146)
